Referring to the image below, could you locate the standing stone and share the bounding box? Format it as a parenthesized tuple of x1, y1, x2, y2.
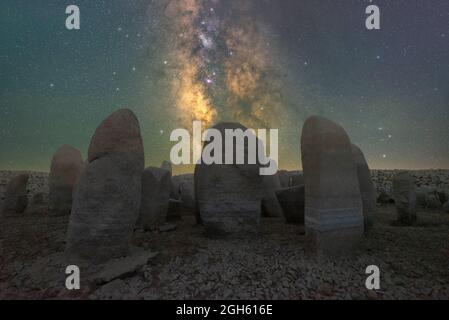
(31, 192, 46, 206)
(443, 201, 449, 213)
(138, 167, 171, 230)
(167, 199, 183, 221)
(172, 174, 195, 211)
(352, 144, 377, 231)
(278, 170, 290, 188)
(437, 188, 449, 204)
(416, 186, 432, 207)
(160, 160, 179, 201)
(301, 116, 364, 255)
(2, 174, 29, 215)
(160, 160, 172, 174)
(194, 122, 264, 235)
(179, 179, 196, 212)
(289, 173, 304, 187)
(261, 173, 283, 217)
(425, 193, 441, 209)
(392, 171, 417, 225)
(26, 192, 48, 215)
(66, 109, 144, 263)
(377, 191, 393, 204)
(49, 145, 84, 216)
(275, 185, 305, 224)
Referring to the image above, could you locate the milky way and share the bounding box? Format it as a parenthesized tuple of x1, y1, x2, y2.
(153, 0, 284, 129)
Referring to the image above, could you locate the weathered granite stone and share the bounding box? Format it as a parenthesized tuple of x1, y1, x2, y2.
(425, 193, 441, 209)
(443, 200, 449, 213)
(49, 145, 84, 216)
(66, 109, 144, 263)
(416, 186, 433, 207)
(172, 174, 195, 206)
(138, 167, 171, 230)
(275, 185, 305, 224)
(26, 192, 48, 215)
(289, 173, 304, 187)
(160, 160, 172, 174)
(352, 144, 377, 231)
(2, 174, 29, 215)
(301, 116, 364, 255)
(261, 173, 283, 217)
(377, 191, 393, 204)
(278, 170, 290, 188)
(392, 171, 417, 225)
(167, 199, 183, 221)
(160, 160, 177, 201)
(194, 122, 264, 235)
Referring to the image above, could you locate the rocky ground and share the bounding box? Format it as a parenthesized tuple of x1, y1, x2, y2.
(0, 170, 448, 300)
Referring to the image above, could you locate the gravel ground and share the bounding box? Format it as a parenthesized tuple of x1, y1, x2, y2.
(0, 170, 448, 300)
(1, 205, 448, 300)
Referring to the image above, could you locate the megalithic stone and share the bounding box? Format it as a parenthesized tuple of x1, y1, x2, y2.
(289, 173, 304, 187)
(138, 166, 171, 230)
(49, 144, 84, 216)
(392, 171, 417, 225)
(301, 116, 364, 255)
(194, 122, 264, 235)
(261, 172, 283, 217)
(278, 170, 290, 188)
(172, 174, 195, 211)
(351, 144, 377, 232)
(275, 185, 305, 224)
(66, 109, 144, 263)
(2, 174, 29, 215)
(160, 160, 172, 174)
(160, 160, 178, 200)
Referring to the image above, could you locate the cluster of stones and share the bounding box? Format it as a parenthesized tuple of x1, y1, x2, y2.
(192, 115, 380, 256)
(5, 109, 447, 265)
(372, 170, 449, 210)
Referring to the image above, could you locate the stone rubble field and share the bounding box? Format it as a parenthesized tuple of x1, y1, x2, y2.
(1, 169, 448, 300)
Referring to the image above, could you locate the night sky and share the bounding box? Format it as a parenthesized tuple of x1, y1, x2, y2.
(1, 0, 448, 174)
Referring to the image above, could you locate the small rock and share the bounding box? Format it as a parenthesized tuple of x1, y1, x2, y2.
(89, 249, 158, 284)
(159, 223, 177, 232)
(90, 279, 128, 300)
(425, 194, 441, 209)
(366, 290, 378, 300)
